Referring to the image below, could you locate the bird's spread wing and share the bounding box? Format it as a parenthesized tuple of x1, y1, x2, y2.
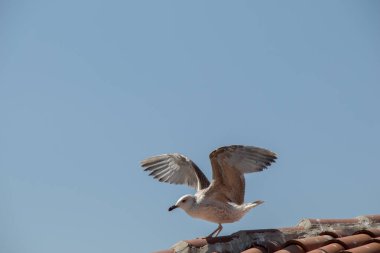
(204, 145, 277, 204)
(140, 153, 210, 191)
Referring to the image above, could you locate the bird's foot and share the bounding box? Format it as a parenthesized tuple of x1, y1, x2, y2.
(204, 224, 223, 238)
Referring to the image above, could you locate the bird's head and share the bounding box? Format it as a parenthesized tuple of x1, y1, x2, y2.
(168, 194, 195, 212)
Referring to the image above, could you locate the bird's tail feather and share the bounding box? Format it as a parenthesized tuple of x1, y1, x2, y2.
(229, 200, 264, 211)
(246, 200, 264, 209)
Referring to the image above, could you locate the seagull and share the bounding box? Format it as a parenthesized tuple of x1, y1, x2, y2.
(140, 145, 277, 237)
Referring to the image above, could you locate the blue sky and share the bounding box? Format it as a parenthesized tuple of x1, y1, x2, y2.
(1, 1, 379, 252)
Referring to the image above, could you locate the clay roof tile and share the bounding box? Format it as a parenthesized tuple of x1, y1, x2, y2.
(241, 246, 267, 253)
(308, 242, 345, 253)
(274, 244, 305, 253)
(283, 235, 334, 252)
(329, 234, 373, 249)
(340, 242, 380, 253)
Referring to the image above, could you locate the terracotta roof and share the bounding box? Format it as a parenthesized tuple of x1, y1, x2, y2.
(153, 214, 380, 253)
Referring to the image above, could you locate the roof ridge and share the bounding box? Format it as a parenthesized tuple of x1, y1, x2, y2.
(155, 214, 380, 253)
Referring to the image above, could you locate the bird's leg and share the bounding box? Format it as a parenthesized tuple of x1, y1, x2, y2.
(206, 224, 223, 238)
(213, 224, 223, 237)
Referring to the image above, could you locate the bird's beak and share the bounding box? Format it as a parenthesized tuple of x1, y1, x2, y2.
(168, 205, 178, 211)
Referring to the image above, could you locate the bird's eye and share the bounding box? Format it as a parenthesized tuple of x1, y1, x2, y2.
(181, 199, 186, 203)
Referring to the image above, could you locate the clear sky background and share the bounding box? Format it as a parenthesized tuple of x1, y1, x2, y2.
(1, 1, 379, 252)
